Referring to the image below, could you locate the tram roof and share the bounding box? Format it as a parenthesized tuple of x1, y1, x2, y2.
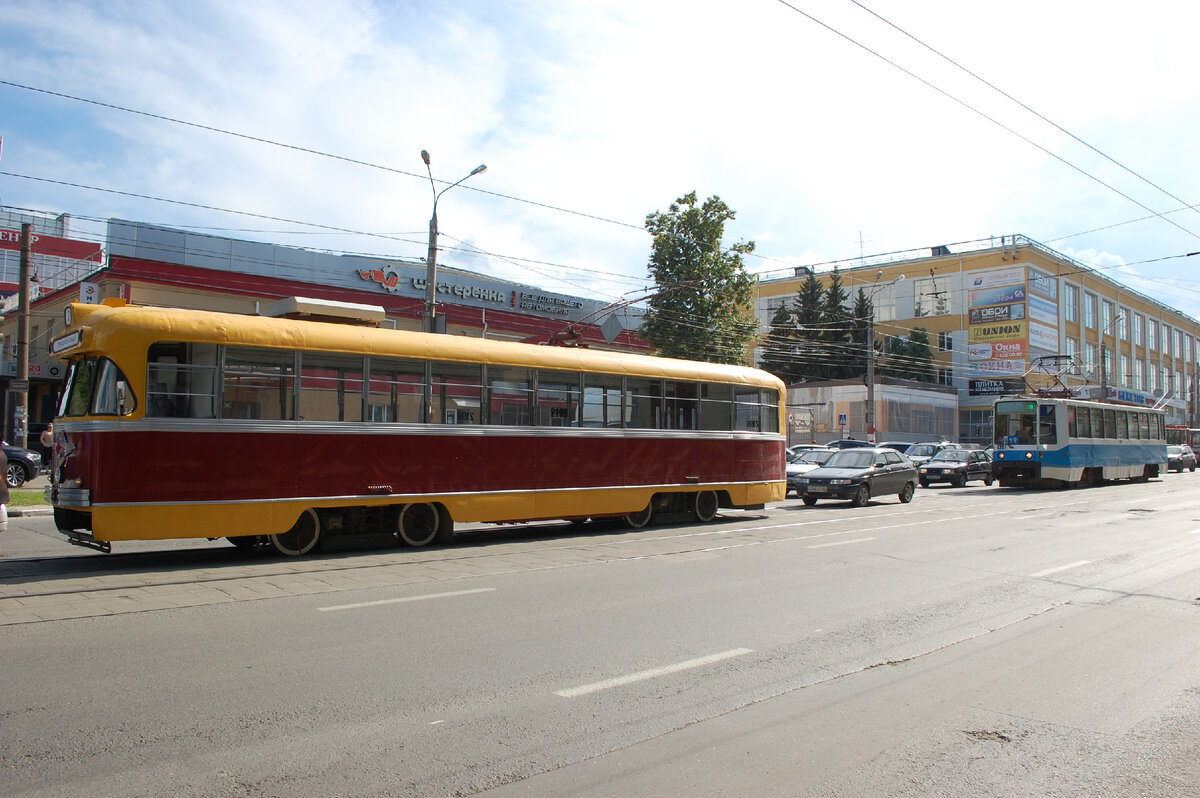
(59, 301, 783, 390)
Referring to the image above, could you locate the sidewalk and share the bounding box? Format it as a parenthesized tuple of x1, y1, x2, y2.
(7, 473, 53, 517)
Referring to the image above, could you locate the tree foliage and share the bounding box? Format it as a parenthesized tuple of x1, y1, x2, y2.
(642, 192, 758, 364)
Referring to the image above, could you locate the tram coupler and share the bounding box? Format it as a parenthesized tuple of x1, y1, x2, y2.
(66, 530, 111, 553)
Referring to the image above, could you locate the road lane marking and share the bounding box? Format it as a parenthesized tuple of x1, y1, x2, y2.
(1030, 560, 1091, 578)
(318, 587, 495, 612)
(556, 648, 754, 698)
(807, 537, 877, 549)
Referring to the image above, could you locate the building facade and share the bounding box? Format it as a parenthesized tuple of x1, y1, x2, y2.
(756, 236, 1200, 444)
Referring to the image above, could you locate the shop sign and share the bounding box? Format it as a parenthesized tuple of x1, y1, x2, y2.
(1028, 321, 1058, 352)
(1027, 269, 1058, 300)
(969, 321, 1026, 343)
(968, 359, 1026, 375)
(969, 285, 1026, 307)
(969, 378, 1024, 396)
(967, 266, 1026, 289)
(1028, 294, 1058, 325)
(969, 303, 1025, 325)
(970, 340, 1026, 360)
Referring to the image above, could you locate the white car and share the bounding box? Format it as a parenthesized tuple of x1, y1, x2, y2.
(786, 448, 834, 496)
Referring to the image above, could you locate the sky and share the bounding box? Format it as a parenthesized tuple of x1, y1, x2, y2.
(2, 0, 1199, 317)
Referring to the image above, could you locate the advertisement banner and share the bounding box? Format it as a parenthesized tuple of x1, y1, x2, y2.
(969, 285, 1027, 307)
(968, 359, 1027, 375)
(970, 341, 1026, 360)
(969, 321, 1027, 342)
(969, 303, 1026, 325)
(967, 266, 1026, 290)
(1028, 294, 1058, 325)
(1028, 268, 1058, 300)
(969, 378, 1025, 396)
(1028, 321, 1059, 352)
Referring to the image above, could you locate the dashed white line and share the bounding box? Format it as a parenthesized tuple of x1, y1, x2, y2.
(807, 537, 877, 549)
(318, 587, 495, 612)
(1030, 560, 1091, 578)
(556, 648, 754, 698)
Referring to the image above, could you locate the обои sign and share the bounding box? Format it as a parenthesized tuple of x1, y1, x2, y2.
(969, 303, 1025, 325)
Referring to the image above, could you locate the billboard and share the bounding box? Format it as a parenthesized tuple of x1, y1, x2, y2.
(969, 303, 1025, 325)
(1028, 294, 1058, 325)
(969, 378, 1025, 396)
(1028, 321, 1059, 352)
(968, 359, 1027, 375)
(967, 266, 1026, 289)
(969, 340, 1026, 360)
(1028, 268, 1058, 300)
(969, 285, 1027, 307)
(969, 321, 1027, 343)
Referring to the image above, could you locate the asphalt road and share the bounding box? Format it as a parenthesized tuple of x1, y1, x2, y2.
(2, 475, 1199, 797)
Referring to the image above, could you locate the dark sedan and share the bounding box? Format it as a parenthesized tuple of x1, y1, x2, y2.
(2, 442, 42, 487)
(919, 448, 994, 487)
(793, 447, 918, 507)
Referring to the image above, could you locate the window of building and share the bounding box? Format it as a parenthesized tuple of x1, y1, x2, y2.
(1134, 359, 1145, 391)
(1084, 294, 1097, 329)
(1101, 300, 1114, 333)
(1133, 313, 1144, 346)
(1161, 323, 1171, 354)
(1119, 354, 1130, 388)
(1117, 311, 1128, 341)
(1065, 336, 1079, 363)
(1084, 343, 1097, 378)
(1063, 283, 1078, 323)
(1148, 319, 1158, 351)
(912, 277, 950, 317)
(937, 368, 953, 385)
(937, 331, 953, 352)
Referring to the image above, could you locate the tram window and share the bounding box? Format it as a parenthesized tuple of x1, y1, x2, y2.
(1116, 411, 1130, 439)
(368, 357, 425, 423)
(1067, 406, 1077, 437)
(60, 358, 96, 417)
(91, 358, 135, 416)
(1103, 409, 1117, 439)
(1139, 413, 1150, 439)
(222, 347, 295, 420)
(536, 371, 580, 427)
(431, 361, 483, 424)
(665, 381, 698, 430)
(581, 374, 624, 428)
(148, 342, 217, 418)
(734, 389, 763, 432)
(299, 353, 364, 422)
(1090, 407, 1104, 438)
(761, 389, 780, 433)
(627, 377, 662, 429)
(488, 366, 533, 426)
(1075, 406, 1090, 438)
(699, 383, 733, 431)
(1038, 405, 1056, 444)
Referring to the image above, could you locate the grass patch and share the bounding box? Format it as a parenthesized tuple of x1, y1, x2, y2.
(9, 489, 48, 507)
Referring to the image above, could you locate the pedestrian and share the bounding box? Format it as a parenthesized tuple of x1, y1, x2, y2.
(40, 422, 54, 450)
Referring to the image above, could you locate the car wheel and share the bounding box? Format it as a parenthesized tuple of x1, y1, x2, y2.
(984, 476, 994, 486)
(898, 482, 915, 503)
(5, 463, 25, 488)
(851, 485, 870, 507)
(801, 496, 818, 506)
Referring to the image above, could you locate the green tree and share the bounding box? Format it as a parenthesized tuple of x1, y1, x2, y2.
(759, 301, 802, 384)
(642, 192, 758, 364)
(879, 327, 936, 382)
(819, 268, 854, 379)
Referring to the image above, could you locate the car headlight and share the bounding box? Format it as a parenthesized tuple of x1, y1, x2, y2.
(830, 479, 853, 485)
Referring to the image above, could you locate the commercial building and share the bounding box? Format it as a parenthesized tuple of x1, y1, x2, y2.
(756, 235, 1200, 444)
(0, 211, 647, 450)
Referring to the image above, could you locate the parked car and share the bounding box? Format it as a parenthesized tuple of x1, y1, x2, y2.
(793, 446, 918, 507)
(1167, 444, 1197, 472)
(919, 448, 994, 487)
(786, 443, 830, 457)
(876, 441, 913, 453)
(823, 439, 876, 450)
(904, 441, 961, 466)
(2, 442, 42, 487)
(786, 448, 835, 496)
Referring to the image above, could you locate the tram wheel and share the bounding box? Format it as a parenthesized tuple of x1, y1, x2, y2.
(398, 503, 441, 546)
(268, 509, 322, 557)
(624, 503, 654, 529)
(228, 535, 268, 551)
(693, 491, 719, 523)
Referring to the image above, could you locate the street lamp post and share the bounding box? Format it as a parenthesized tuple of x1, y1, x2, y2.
(421, 150, 487, 334)
(864, 272, 904, 443)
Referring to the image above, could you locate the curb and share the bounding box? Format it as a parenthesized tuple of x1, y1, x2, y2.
(9, 506, 53, 517)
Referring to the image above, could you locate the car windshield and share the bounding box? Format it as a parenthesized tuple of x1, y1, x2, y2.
(929, 450, 967, 463)
(798, 449, 833, 464)
(1168, 446, 1182, 454)
(907, 444, 936, 457)
(825, 450, 874, 469)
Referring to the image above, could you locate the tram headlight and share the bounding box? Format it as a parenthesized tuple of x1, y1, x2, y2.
(1025, 452, 1033, 459)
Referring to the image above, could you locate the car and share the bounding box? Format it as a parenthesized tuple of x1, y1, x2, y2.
(1167, 444, 1197, 472)
(786, 448, 835, 496)
(2, 442, 42, 487)
(876, 441, 913, 453)
(919, 448, 994, 487)
(786, 443, 830, 456)
(793, 446, 918, 507)
(903, 441, 961, 466)
(823, 439, 876, 450)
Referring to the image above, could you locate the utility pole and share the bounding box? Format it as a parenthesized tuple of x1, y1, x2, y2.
(14, 223, 31, 447)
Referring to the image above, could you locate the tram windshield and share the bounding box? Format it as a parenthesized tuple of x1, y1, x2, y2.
(994, 400, 1037, 446)
(58, 356, 136, 418)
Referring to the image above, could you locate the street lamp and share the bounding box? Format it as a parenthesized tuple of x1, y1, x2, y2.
(421, 150, 487, 333)
(864, 271, 904, 443)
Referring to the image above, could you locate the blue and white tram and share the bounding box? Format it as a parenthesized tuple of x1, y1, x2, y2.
(992, 396, 1167, 487)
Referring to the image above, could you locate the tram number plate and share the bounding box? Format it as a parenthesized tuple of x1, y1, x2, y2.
(808, 485, 827, 493)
